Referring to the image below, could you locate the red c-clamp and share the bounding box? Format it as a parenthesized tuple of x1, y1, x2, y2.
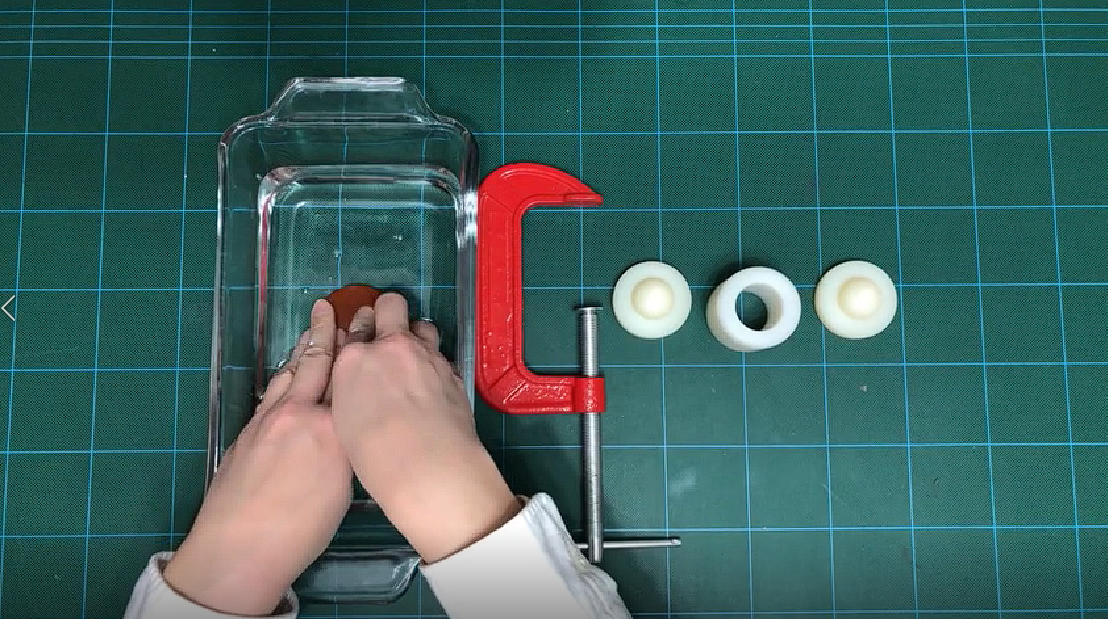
(476, 164, 605, 414)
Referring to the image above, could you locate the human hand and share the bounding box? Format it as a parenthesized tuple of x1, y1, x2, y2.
(331, 292, 521, 564)
(164, 300, 352, 615)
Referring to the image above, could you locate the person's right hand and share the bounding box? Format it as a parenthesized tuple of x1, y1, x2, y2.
(330, 293, 521, 564)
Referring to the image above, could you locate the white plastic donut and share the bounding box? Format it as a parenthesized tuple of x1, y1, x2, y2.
(612, 261, 692, 339)
(706, 267, 802, 352)
(814, 260, 897, 339)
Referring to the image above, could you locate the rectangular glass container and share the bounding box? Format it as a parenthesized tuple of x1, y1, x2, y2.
(210, 77, 478, 603)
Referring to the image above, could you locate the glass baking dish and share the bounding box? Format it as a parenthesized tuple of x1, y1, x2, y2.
(209, 77, 477, 603)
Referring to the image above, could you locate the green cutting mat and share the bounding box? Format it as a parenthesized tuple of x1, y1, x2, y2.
(1, 0, 1107, 617)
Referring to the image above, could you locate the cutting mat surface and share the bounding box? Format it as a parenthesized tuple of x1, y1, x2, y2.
(1, 0, 1107, 617)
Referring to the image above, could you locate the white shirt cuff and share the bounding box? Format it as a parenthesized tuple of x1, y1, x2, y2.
(123, 552, 298, 619)
(421, 493, 632, 619)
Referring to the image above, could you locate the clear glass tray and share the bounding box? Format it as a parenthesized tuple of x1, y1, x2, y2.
(210, 77, 477, 603)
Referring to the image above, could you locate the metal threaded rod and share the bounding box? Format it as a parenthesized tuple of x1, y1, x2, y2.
(577, 305, 603, 564)
(578, 306, 600, 377)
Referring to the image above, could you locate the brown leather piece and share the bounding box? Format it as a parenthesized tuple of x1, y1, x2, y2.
(324, 284, 383, 330)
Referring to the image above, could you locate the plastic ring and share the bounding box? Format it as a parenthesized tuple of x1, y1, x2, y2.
(706, 267, 802, 352)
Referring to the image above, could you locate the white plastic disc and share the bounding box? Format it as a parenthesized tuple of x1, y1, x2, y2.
(612, 261, 692, 339)
(814, 260, 898, 339)
(706, 267, 802, 352)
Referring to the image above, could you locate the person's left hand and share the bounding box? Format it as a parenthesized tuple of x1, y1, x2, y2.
(164, 299, 352, 615)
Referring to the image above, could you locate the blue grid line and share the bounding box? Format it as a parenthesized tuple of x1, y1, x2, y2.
(1039, 1, 1084, 614)
(15, 41, 1108, 54)
(3, 6, 1108, 12)
(9, 204, 1108, 216)
(80, 0, 115, 611)
(418, 2, 427, 612)
(7, 52, 1108, 59)
(498, 2, 505, 162)
(36, 28, 1108, 36)
(23, 204, 1108, 215)
(653, 0, 673, 613)
(335, 2, 351, 367)
(27, 520, 1108, 535)
(0, 533, 186, 540)
(6, 18, 1107, 27)
(298, 611, 1108, 619)
(729, 1, 754, 613)
(201, 204, 1108, 215)
(14, 34, 1108, 43)
(577, 0, 584, 310)
(10, 278, 1108, 293)
(522, 281, 1102, 289)
(0, 0, 36, 603)
(293, 612, 1106, 619)
(13, 204, 1108, 215)
(489, 127, 1106, 135)
(527, 360, 1108, 368)
(885, 2, 920, 618)
(1, 367, 211, 373)
(220, 202, 1108, 212)
(619, 525, 1108, 532)
(0, 131, 212, 136)
(336, 0, 350, 302)
(808, 0, 837, 611)
(417, 30, 428, 302)
(9, 33, 1108, 42)
(47, 441, 1108, 453)
(264, 0, 271, 100)
(6, 19, 1108, 29)
(961, 2, 1004, 612)
(416, 21, 429, 315)
(0, 449, 205, 455)
(0, 208, 220, 213)
(421, 0, 427, 96)
(270, 359, 1108, 370)
(2, 16, 1101, 25)
(628, 525, 1108, 532)
(299, 615, 446, 619)
(67, 205, 1108, 215)
(5, 127, 1108, 136)
(497, 0, 508, 568)
(336, 149, 347, 293)
(628, 610, 1108, 617)
(10, 358, 1107, 374)
(10, 521, 1108, 537)
(255, 359, 1108, 370)
(167, 0, 194, 544)
(353, 524, 1108, 533)
(6, 52, 1108, 60)
(620, 611, 1099, 617)
(259, 611, 1108, 619)
(4, 20, 1108, 30)
(505, 441, 1108, 450)
(9, 280, 1108, 294)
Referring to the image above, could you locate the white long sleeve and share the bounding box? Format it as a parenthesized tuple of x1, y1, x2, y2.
(123, 552, 298, 619)
(422, 492, 633, 619)
(124, 493, 630, 619)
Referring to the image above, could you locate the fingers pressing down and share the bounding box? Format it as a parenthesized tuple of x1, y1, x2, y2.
(286, 299, 337, 402)
(346, 305, 376, 344)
